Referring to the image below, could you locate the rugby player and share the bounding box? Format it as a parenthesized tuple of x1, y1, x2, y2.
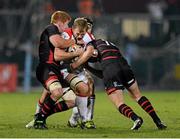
(69, 39, 167, 130)
(32, 11, 90, 129)
(61, 17, 96, 128)
(26, 18, 95, 128)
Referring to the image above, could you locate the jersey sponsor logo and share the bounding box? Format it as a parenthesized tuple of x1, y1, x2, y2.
(113, 81, 123, 87)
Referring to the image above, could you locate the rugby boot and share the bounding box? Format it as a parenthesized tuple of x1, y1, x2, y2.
(131, 117, 143, 130)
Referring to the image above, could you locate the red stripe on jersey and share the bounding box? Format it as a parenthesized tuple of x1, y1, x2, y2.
(45, 75, 58, 87)
(47, 49, 54, 64)
(64, 28, 73, 39)
(96, 44, 106, 48)
(101, 49, 119, 54)
(87, 32, 95, 40)
(102, 56, 118, 61)
(46, 61, 59, 66)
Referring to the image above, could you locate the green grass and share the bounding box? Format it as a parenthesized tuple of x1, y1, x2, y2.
(0, 90, 180, 138)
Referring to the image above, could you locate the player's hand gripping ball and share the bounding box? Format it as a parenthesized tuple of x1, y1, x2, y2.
(68, 44, 83, 62)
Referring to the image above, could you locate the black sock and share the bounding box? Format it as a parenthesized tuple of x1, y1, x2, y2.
(48, 100, 69, 116)
(138, 96, 160, 123)
(119, 104, 139, 121)
(40, 95, 56, 119)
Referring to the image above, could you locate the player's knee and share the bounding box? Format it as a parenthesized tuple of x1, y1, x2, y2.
(128, 86, 142, 101)
(69, 75, 82, 90)
(69, 76, 89, 96)
(49, 82, 63, 100)
(62, 88, 76, 101)
(88, 77, 94, 84)
(76, 82, 89, 96)
(65, 100, 76, 108)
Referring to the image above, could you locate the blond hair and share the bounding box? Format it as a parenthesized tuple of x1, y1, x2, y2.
(72, 18, 88, 32)
(51, 11, 71, 24)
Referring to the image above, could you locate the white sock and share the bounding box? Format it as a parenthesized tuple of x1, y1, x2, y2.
(87, 96, 95, 121)
(75, 96, 88, 122)
(69, 107, 80, 124)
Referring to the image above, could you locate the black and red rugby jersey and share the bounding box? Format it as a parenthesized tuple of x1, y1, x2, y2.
(38, 24, 61, 66)
(88, 39, 122, 63)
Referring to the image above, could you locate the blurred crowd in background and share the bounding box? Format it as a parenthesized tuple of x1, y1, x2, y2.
(0, 0, 180, 92)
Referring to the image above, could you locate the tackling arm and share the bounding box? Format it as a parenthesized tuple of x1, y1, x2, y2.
(50, 35, 75, 48)
(54, 48, 79, 61)
(71, 45, 94, 70)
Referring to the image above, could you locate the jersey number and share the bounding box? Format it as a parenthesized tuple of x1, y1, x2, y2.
(105, 41, 115, 46)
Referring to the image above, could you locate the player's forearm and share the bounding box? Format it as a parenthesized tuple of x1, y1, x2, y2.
(71, 59, 84, 69)
(54, 51, 78, 61)
(53, 39, 74, 49)
(71, 46, 93, 69)
(57, 39, 75, 48)
(50, 35, 75, 48)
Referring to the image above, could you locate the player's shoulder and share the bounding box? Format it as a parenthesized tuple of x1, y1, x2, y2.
(62, 28, 73, 39)
(43, 24, 60, 36)
(45, 24, 58, 31)
(83, 32, 95, 45)
(64, 28, 73, 35)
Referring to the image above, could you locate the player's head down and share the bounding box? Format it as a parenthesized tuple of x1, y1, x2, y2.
(72, 18, 88, 42)
(51, 11, 71, 32)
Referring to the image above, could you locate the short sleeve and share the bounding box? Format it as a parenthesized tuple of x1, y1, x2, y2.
(46, 25, 60, 36)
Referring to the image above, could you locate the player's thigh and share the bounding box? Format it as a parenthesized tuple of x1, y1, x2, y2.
(66, 73, 89, 96)
(108, 89, 124, 108)
(127, 81, 142, 100)
(103, 67, 124, 95)
(36, 64, 64, 98)
(61, 88, 76, 108)
(62, 87, 76, 101)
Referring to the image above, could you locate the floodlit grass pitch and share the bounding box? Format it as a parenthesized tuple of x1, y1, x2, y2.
(0, 91, 180, 138)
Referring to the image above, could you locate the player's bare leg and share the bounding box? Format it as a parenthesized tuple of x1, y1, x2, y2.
(33, 79, 64, 129)
(26, 87, 77, 129)
(86, 76, 96, 128)
(68, 74, 96, 128)
(43, 88, 76, 117)
(66, 73, 90, 128)
(108, 89, 143, 130)
(127, 81, 167, 130)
